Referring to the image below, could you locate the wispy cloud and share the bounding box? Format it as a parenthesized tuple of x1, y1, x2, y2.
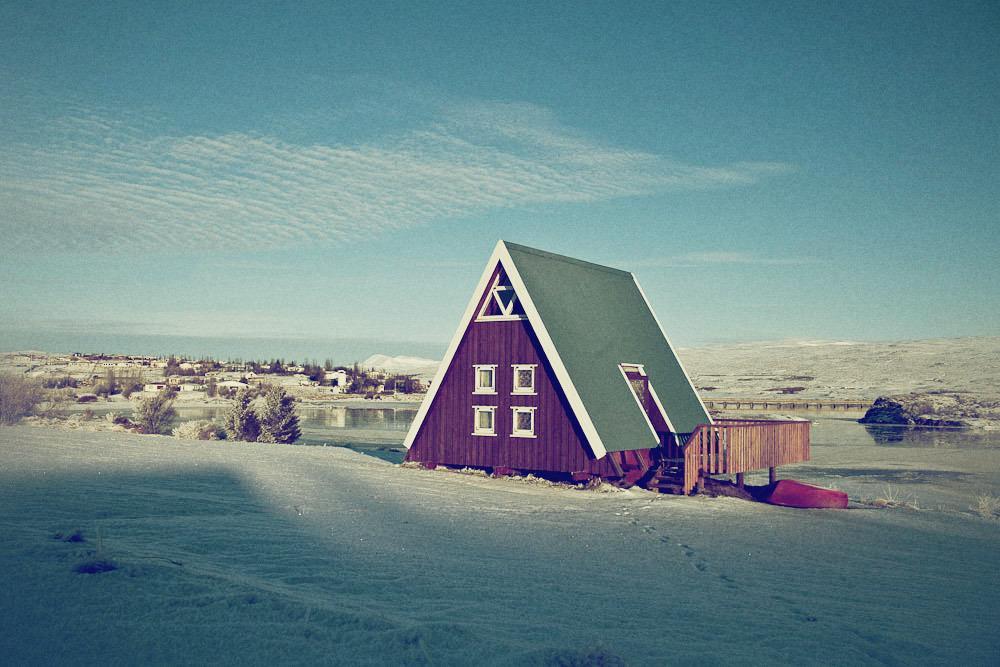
(629, 251, 820, 268)
(1, 98, 791, 252)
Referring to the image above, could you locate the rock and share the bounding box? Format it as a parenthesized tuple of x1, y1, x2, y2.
(859, 397, 915, 425)
(859, 393, 998, 428)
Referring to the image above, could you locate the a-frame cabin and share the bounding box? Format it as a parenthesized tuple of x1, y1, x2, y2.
(404, 241, 810, 493)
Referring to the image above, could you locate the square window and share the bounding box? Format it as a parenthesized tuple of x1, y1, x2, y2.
(473, 406, 496, 436)
(515, 410, 532, 431)
(511, 407, 536, 438)
(473, 365, 497, 394)
(512, 364, 536, 395)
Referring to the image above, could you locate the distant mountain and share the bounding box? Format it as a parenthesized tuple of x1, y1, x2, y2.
(361, 354, 440, 377)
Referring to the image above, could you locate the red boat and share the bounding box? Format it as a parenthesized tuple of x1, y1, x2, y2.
(765, 479, 848, 509)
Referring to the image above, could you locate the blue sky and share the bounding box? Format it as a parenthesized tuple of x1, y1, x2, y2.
(1, 1, 997, 357)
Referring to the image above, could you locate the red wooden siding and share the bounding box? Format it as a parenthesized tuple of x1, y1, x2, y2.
(406, 265, 619, 476)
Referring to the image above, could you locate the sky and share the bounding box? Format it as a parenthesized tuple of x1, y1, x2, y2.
(1, 1, 998, 359)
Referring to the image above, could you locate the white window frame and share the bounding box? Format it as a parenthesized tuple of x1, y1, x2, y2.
(618, 362, 667, 440)
(511, 364, 537, 395)
(475, 274, 527, 322)
(510, 406, 537, 438)
(473, 364, 497, 394)
(472, 405, 497, 436)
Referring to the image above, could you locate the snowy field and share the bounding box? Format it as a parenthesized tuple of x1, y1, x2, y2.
(679, 337, 1000, 401)
(1, 425, 998, 665)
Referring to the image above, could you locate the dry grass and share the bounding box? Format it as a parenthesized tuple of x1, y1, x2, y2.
(971, 493, 1000, 520)
(866, 484, 920, 510)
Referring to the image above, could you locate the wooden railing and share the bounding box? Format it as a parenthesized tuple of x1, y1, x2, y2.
(682, 419, 811, 494)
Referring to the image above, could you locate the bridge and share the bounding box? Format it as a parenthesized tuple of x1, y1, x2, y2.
(702, 397, 871, 412)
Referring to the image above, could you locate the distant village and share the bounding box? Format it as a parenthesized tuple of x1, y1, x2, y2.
(0, 351, 429, 403)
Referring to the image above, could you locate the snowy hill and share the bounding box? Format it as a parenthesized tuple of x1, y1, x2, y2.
(677, 337, 1000, 401)
(361, 354, 439, 377)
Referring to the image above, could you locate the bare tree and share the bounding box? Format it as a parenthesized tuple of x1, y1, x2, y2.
(0, 374, 44, 425)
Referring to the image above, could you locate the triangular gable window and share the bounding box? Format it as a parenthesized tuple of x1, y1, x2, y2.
(476, 269, 527, 321)
(495, 288, 517, 311)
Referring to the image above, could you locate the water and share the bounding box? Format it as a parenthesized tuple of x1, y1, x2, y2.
(174, 404, 417, 463)
(0, 328, 443, 365)
(811, 416, 1000, 449)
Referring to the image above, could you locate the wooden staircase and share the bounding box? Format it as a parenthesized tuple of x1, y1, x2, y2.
(641, 464, 687, 494)
(637, 433, 688, 493)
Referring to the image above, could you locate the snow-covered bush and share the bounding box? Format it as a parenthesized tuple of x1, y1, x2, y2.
(225, 388, 261, 442)
(135, 389, 177, 434)
(257, 386, 301, 444)
(173, 420, 226, 440)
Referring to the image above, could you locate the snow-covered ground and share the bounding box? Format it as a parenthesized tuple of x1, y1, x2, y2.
(679, 337, 1000, 401)
(1, 424, 998, 665)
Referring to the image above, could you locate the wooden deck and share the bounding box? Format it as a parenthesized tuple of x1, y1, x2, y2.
(681, 419, 811, 494)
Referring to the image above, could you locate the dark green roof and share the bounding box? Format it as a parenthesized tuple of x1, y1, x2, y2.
(505, 241, 710, 452)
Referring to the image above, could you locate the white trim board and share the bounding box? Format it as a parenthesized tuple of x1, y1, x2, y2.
(646, 380, 677, 435)
(617, 363, 661, 445)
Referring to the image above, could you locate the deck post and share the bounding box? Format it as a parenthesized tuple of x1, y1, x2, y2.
(736, 472, 745, 489)
(768, 466, 777, 485)
(696, 474, 704, 494)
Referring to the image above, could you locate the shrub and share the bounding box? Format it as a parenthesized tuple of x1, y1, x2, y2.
(103, 412, 134, 429)
(121, 381, 144, 399)
(94, 368, 119, 397)
(34, 387, 74, 418)
(74, 560, 117, 574)
(135, 389, 177, 434)
(258, 386, 301, 444)
(0, 374, 44, 424)
(43, 376, 78, 389)
(225, 388, 260, 442)
(971, 493, 1000, 520)
(173, 419, 226, 440)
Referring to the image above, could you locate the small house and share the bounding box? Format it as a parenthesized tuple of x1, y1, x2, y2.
(403, 241, 809, 493)
(216, 380, 249, 395)
(328, 370, 349, 388)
